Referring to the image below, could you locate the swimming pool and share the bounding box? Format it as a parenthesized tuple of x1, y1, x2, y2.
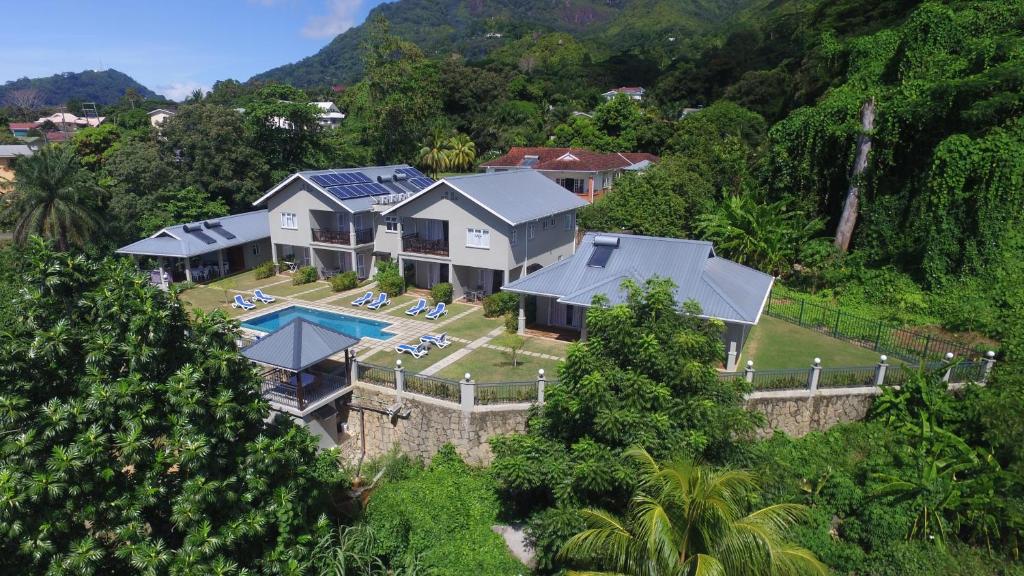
(241, 306, 395, 340)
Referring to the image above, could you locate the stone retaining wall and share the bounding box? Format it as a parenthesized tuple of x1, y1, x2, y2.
(744, 387, 880, 437)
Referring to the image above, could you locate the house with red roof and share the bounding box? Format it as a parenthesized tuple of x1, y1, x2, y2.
(479, 147, 659, 202)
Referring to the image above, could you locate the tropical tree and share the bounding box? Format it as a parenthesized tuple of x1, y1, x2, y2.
(560, 447, 828, 576)
(1, 145, 101, 249)
(445, 133, 476, 172)
(416, 129, 450, 178)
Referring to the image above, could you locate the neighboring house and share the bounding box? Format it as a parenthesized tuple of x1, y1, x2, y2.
(0, 144, 33, 191)
(377, 170, 588, 300)
(313, 102, 345, 128)
(116, 210, 272, 285)
(502, 232, 775, 370)
(253, 165, 435, 281)
(602, 86, 645, 101)
(9, 122, 36, 139)
(480, 147, 659, 202)
(147, 108, 176, 128)
(35, 112, 105, 129)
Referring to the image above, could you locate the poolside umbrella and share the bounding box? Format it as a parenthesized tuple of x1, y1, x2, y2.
(242, 318, 359, 409)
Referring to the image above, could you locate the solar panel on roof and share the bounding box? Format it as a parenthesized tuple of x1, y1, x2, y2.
(310, 174, 333, 187)
(207, 226, 236, 240)
(397, 167, 426, 178)
(349, 171, 372, 183)
(410, 177, 433, 189)
(187, 229, 218, 245)
(587, 245, 615, 268)
(334, 172, 352, 184)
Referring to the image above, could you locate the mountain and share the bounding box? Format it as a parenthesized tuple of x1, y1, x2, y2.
(0, 69, 160, 107)
(251, 0, 749, 87)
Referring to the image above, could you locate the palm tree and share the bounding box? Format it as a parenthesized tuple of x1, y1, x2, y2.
(416, 129, 451, 178)
(559, 447, 827, 576)
(2, 145, 101, 250)
(445, 133, 476, 172)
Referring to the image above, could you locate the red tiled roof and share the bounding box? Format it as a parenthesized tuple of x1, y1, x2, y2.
(43, 131, 70, 142)
(480, 147, 659, 172)
(8, 122, 37, 130)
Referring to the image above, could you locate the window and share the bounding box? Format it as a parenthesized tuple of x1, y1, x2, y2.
(556, 177, 586, 195)
(527, 223, 536, 240)
(280, 212, 297, 230)
(466, 227, 490, 249)
(442, 188, 457, 201)
(564, 212, 575, 230)
(251, 242, 260, 255)
(510, 226, 518, 246)
(385, 216, 399, 233)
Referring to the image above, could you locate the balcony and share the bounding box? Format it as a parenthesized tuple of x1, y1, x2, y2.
(354, 227, 374, 245)
(402, 233, 449, 257)
(311, 228, 350, 246)
(259, 368, 350, 415)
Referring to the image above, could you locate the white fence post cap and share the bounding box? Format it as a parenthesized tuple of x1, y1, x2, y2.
(813, 357, 821, 365)
(987, 350, 995, 358)
(944, 352, 954, 360)
(396, 359, 402, 368)
(880, 354, 887, 362)
(464, 372, 472, 381)
(538, 368, 544, 377)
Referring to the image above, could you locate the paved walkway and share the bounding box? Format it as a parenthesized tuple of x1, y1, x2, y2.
(419, 326, 505, 376)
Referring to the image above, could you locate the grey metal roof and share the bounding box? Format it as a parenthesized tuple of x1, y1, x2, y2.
(116, 210, 269, 258)
(254, 164, 433, 213)
(0, 144, 33, 158)
(242, 318, 358, 372)
(503, 232, 775, 324)
(384, 170, 588, 225)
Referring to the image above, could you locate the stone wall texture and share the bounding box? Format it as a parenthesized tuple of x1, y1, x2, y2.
(340, 384, 529, 465)
(744, 388, 880, 437)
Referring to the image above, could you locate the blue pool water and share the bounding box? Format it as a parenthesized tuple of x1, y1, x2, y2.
(241, 306, 395, 340)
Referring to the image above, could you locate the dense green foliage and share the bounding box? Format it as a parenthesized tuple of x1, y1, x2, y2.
(330, 271, 359, 292)
(293, 265, 318, 285)
(253, 260, 277, 280)
(430, 282, 452, 305)
(373, 260, 405, 296)
(482, 291, 518, 318)
(0, 241, 348, 573)
(0, 69, 159, 107)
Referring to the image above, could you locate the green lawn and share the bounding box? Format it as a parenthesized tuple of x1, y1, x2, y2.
(262, 281, 331, 298)
(437, 346, 560, 383)
(743, 316, 890, 370)
(440, 310, 502, 340)
(292, 285, 337, 302)
(522, 336, 570, 358)
(178, 286, 248, 318)
(207, 270, 289, 292)
(363, 340, 465, 374)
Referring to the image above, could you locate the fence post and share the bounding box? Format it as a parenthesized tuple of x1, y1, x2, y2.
(798, 300, 805, 326)
(808, 358, 822, 392)
(982, 351, 997, 383)
(832, 310, 841, 338)
(875, 355, 888, 386)
(922, 334, 932, 361)
(873, 323, 883, 351)
(726, 341, 738, 372)
(941, 352, 954, 383)
(351, 353, 359, 386)
(537, 368, 546, 404)
(744, 360, 755, 383)
(395, 359, 405, 394)
(460, 372, 475, 411)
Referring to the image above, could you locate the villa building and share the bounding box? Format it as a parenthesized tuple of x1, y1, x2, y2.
(602, 86, 645, 101)
(480, 147, 658, 202)
(313, 102, 345, 128)
(0, 144, 33, 189)
(502, 232, 775, 370)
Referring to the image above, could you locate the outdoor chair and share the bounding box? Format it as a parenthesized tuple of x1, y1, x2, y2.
(232, 294, 256, 311)
(419, 332, 450, 348)
(405, 298, 428, 316)
(253, 289, 275, 304)
(425, 302, 447, 320)
(395, 342, 430, 358)
(367, 293, 390, 310)
(351, 291, 374, 306)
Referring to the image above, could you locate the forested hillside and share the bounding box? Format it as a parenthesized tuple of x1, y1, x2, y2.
(0, 69, 159, 106)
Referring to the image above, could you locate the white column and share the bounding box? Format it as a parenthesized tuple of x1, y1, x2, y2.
(808, 358, 822, 392)
(875, 355, 888, 386)
(184, 260, 192, 283)
(517, 295, 526, 335)
(217, 249, 225, 278)
(744, 360, 755, 383)
(157, 257, 167, 289)
(579, 312, 588, 342)
(460, 373, 474, 412)
(725, 341, 738, 371)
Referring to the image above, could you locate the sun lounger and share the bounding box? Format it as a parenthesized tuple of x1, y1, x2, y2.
(419, 332, 450, 348)
(425, 302, 447, 320)
(351, 291, 374, 306)
(232, 294, 256, 311)
(395, 342, 429, 358)
(253, 289, 275, 304)
(367, 293, 390, 310)
(405, 298, 428, 316)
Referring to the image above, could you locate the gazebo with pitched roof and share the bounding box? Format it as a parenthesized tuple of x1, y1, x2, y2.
(242, 318, 358, 415)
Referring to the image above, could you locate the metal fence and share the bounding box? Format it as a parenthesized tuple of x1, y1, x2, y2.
(474, 381, 541, 405)
(765, 293, 981, 363)
(817, 366, 877, 389)
(357, 362, 397, 389)
(404, 373, 461, 402)
(720, 358, 993, 392)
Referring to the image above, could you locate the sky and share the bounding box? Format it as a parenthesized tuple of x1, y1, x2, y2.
(0, 0, 388, 101)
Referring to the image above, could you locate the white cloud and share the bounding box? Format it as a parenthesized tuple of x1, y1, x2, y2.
(156, 81, 211, 102)
(302, 0, 364, 38)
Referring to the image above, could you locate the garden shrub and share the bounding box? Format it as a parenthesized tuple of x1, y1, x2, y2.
(363, 445, 524, 576)
(292, 266, 317, 285)
(503, 312, 518, 334)
(374, 260, 405, 296)
(483, 291, 518, 317)
(431, 282, 452, 304)
(330, 271, 358, 292)
(253, 260, 276, 280)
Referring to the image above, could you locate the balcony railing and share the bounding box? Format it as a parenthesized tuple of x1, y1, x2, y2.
(259, 369, 349, 413)
(402, 233, 449, 256)
(354, 227, 374, 245)
(311, 228, 350, 245)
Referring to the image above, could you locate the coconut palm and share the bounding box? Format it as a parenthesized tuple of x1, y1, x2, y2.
(416, 130, 450, 178)
(445, 133, 476, 172)
(3, 145, 101, 249)
(559, 447, 828, 576)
